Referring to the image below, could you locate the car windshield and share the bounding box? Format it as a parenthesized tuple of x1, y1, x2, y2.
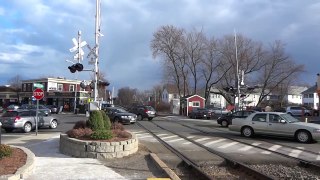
(146, 106, 155, 111)
(281, 114, 300, 123)
(116, 108, 127, 113)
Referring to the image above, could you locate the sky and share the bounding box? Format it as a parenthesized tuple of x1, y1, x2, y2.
(0, 0, 320, 92)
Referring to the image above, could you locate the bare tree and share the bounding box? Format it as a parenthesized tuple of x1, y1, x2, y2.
(255, 41, 304, 106)
(116, 87, 138, 107)
(7, 75, 23, 103)
(151, 25, 189, 97)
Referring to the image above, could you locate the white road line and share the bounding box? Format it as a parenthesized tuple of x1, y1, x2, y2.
(136, 133, 150, 136)
(218, 142, 239, 149)
(317, 152, 320, 161)
(252, 142, 261, 146)
(137, 135, 153, 139)
(157, 134, 168, 137)
(203, 139, 226, 146)
(187, 136, 195, 139)
(238, 145, 253, 151)
(261, 151, 271, 154)
(268, 145, 282, 151)
(183, 142, 192, 145)
(161, 135, 178, 140)
(131, 131, 145, 134)
(166, 138, 184, 143)
(195, 137, 210, 142)
(296, 147, 305, 150)
(289, 149, 302, 158)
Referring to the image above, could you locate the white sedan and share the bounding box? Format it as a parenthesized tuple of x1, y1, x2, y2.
(228, 112, 320, 143)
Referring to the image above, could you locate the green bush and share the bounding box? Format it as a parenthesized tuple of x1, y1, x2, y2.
(0, 144, 13, 159)
(90, 130, 113, 140)
(100, 110, 111, 130)
(87, 110, 104, 131)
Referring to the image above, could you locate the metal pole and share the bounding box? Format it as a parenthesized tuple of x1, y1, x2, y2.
(36, 100, 39, 136)
(74, 31, 81, 113)
(234, 29, 240, 111)
(94, 0, 101, 102)
(0, 122, 2, 144)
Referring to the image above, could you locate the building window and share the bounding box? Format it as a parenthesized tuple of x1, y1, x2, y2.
(69, 85, 75, 92)
(58, 84, 63, 91)
(309, 94, 314, 98)
(23, 84, 26, 91)
(303, 94, 308, 98)
(192, 101, 200, 107)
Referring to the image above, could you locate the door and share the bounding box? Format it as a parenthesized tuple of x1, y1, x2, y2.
(267, 114, 293, 137)
(250, 113, 268, 134)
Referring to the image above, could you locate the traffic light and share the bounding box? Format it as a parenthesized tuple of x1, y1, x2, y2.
(68, 63, 83, 73)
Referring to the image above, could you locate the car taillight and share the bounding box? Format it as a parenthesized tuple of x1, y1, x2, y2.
(15, 116, 21, 122)
(144, 109, 148, 113)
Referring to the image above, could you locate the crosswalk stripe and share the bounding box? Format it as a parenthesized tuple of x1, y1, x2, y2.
(166, 138, 184, 143)
(157, 134, 168, 137)
(183, 142, 192, 145)
(238, 145, 253, 151)
(289, 149, 302, 157)
(161, 135, 178, 140)
(317, 152, 320, 160)
(261, 151, 271, 154)
(296, 147, 305, 150)
(204, 139, 226, 146)
(195, 138, 210, 142)
(137, 135, 153, 139)
(252, 142, 261, 146)
(187, 136, 195, 139)
(218, 142, 238, 149)
(136, 133, 150, 136)
(131, 131, 145, 134)
(268, 145, 282, 151)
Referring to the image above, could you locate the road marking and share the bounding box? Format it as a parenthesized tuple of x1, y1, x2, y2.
(204, 139, 226, 146)
(289, 149, 302, 157)
(137, 135, 153, 139)
(252, 142, 261, 146)
(195, 137, 210, 142)
(157, 134, 168, 137)
(131, 131, 145, 134)
(261, 151, 271, 154)
(296, 147, 305, 150)
(161, 135, 178, 140)
(238, 145, 253, 151)
(187, 136, 195, 139)
(218, 142, 239, 149)
(317, 152, 320, 160)
(166, 138, 184, 143)
(268, 145, 282, 151)
(136, 133, 150, 136)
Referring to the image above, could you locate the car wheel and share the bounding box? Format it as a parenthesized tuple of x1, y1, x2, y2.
(148, 117, 153, 121)
(23, 122, 32, 133)
(221, 120, 228, 127)
(295, 130, 311, 143)
(50, 120, 58, 129)
(241, 126, 254, 137)
(137, 114, 143, 121)
(4, 128, 13, 133)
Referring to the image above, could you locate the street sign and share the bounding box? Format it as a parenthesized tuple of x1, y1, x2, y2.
(33, 88, 44, 100)
(33, 83, 44, 89)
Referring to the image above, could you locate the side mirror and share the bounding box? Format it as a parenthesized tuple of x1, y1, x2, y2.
(280, 119, 286, 123)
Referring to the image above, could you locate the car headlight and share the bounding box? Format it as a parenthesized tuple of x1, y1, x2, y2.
(313, 129, 320, 133)
(121, 116, 128, 118)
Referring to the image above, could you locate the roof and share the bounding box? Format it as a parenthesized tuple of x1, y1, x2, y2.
(301, 85, 317, 94)
(163, 84, 179, 94)
(182, 94, 205, 100)
(287, 86, 308, 95)
(0, 86, 16, 92)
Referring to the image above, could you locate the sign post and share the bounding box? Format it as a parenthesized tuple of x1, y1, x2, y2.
(33, 88, 44, 136)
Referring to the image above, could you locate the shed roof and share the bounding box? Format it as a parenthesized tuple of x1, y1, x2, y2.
(301, 85, 317, 94)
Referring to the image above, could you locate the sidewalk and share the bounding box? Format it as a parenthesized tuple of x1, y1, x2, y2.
(6, 133, 128, 180)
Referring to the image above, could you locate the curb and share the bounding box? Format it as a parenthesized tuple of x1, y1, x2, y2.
(0, 146, 35, 180)
(149, 153, 181, 180)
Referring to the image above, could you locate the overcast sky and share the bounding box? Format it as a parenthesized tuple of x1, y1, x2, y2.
(1, 0, 320, 92)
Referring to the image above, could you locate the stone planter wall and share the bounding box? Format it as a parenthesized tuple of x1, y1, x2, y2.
(59, 133, 138, 159)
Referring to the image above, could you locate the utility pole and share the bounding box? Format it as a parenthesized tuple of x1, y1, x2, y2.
(234, 29, 240, 111)
(73, 30, 82, 114)
(94, 0, 101, 102)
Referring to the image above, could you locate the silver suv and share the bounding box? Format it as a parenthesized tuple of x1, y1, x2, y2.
(0, 110, 59, 133)
(286, 106, 311, 116)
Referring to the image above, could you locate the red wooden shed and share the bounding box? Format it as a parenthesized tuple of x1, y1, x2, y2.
(180, 94, 205, 116)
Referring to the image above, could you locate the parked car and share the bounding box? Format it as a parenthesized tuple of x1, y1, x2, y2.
(217, 110, 256, 127)
(5, 104, 20, 111)
(46, 105, 59, 114)
(229, 112, 320, 143)
(0, 110, 59, 133)
(104, 107, 137, 124)
(207, 107, 230, 116)
(0, 106, 3, 113)
(188, 108, 213, 119)
(128, 105, 156, 121)
(286, 106, 311, 116)
(19, 104, 51, 115)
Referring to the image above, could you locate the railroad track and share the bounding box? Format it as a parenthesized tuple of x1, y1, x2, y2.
(163, 117, 320, 167)
(136, 121, 275, 180)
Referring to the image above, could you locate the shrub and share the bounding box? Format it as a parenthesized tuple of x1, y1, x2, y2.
(100, 110, 111, 130)
(87, 110, 104, 131)
(0, 144, 13, 159)
(67, 128, 93, 138)
(111, 122, 124, 131)
(113, 129, 132, 138)
(90, 130, 113, 140)
(73, 120, 87, 129)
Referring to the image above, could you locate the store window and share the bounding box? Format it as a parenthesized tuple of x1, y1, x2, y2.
(69, 85, 75, 92)
(58, 84, 63, 91)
